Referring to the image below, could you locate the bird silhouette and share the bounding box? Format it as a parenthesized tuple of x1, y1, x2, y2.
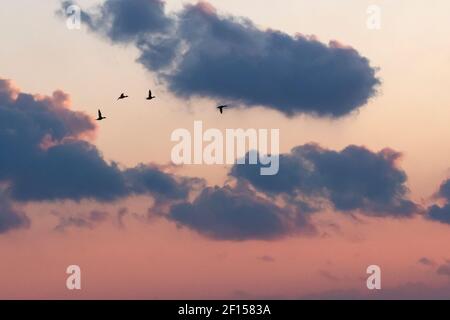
(118, 93, 129, 100)
(146, 90, 156, 100)
(96, 109, 106, 121)
(217, 105, 229, 114)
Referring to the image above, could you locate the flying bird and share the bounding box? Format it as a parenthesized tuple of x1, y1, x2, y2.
(96, 109, 106, 121)
(117, 93, 129, 100)
(146, 90, 156, 101)
(217, 105, 229, 114)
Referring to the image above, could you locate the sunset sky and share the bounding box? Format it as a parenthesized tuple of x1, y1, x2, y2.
(1, 0, 450, 299)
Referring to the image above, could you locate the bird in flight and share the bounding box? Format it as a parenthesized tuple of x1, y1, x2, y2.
(146, 90, 156, 101)
(217, 105, 229, 114)
(96, 109, 106, 121)
(118, 93, 129, 100)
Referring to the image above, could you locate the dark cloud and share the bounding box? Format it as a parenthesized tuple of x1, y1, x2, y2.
(0, 78, 199, 203)
(0, 192, 29, 234)
(166, 4, 380, 117)
(10, 141, 127, 202)
(0, 77, 418, 237)
(167, 185, 315, 241)
(164, 143, 419, 240)
(437, 179, 450, 200)
(426, 179, 450, 224)
(136, 35, 181, 70)
(124, 164, 201, 202)
(427, 204, 450, 224)
(60, 0, 380, 118)
(72, 0, 172, 42)
(0, 79, 122, 202)
(0, 77, 200, 232)
(231, 144, 418, 217)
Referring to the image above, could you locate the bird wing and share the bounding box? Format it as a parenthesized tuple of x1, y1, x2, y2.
(98, 110, 102, 118)
(149, 90, 152, 96)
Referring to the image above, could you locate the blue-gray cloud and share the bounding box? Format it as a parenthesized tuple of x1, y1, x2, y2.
(231, 144, 418, 217)
(0, 192, 29, 234)
(427, 204, 450, 224)
(0, 76, 418, 238)
(162, 143, 419, 240)
(124, 164, 201, 203)
(168, 185, 315, 241)
(59, 0, 380, 118)
(63, 0, 172, 42)
(0, 78, 200, 232)
(426, 179, 450, 224)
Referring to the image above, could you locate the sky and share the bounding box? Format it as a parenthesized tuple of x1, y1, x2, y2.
(0, 0, 450, 299)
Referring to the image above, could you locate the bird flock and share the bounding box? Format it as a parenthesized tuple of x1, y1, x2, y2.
(96, 90, 229, 121)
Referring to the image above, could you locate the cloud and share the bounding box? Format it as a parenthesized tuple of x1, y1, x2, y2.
(0, 191, 29, 234)
(59, 0, 380, 118)
(418, 257, 436, 267)
(0, 78, 199, 203)
(167, 185, 315, 241)
(436, 179, 450, 200)
(231, 144, 419, 217)
(54, 210, 109, 232)
(0, 76, 417, 238)
(124, 164, 201, 203)
(300, 282, 450, 300)
(11, 141, 128, 202)
(257, 255, 275, 263)
(437, 262, 450, 278)
(163, 143, 419, 240)
(426, 179, 450, 224)
(426, 204, 450, 224)
(0, 77, 201, 231)
(68, 0, 172, 42)
(0, 79, 122, 202)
